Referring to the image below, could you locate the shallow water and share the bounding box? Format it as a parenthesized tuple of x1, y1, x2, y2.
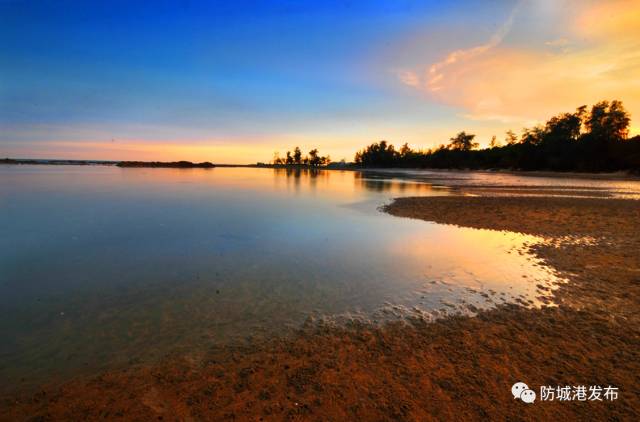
(2, 165, 632, 389)
(357, 168, 640, 198)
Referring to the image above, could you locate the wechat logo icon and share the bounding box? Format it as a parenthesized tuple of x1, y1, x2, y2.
(512, 382, 536, 404)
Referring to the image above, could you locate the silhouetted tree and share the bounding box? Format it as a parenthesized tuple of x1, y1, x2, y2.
(272, 151, 283, 165)
(520, 126, 544, 145)
(352, 100, 638, 173)
(544, 110, 583, 143)
(272, 147, 331, 167)
(308, 149, 320, 166)
(293, 147, 302, 164)
(354, 140, 399, 167)
(399, 143, 411, 157)
(586, 100, 630, 142)
(448, 132, 478, 151)
(505, 130, 518, 145)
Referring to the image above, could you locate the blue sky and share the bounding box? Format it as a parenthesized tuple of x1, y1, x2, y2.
(1, 0, 638, 162)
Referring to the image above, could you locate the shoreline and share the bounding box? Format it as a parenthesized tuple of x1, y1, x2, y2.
(3, 158, 640, 181)
(3, 195, 640, 419)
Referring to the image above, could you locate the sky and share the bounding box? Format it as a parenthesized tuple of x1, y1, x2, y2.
(1, 0, 639, 163)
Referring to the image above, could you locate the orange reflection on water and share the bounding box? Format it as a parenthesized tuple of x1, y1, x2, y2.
(385, 222, 561, 311)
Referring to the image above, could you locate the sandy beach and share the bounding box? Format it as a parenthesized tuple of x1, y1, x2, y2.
(3, 194, 640, 421)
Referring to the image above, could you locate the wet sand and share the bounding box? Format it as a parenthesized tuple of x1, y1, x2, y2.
(3, 196, 640, 420)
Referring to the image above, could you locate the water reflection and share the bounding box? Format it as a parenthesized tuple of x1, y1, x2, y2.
(353, 168, 640, 198)
(354, 171, 442, 194)
(0, 165, 580, 389)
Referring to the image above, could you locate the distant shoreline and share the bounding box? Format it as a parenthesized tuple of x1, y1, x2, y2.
(116, 160, 215, 168)
(0, 158, 118, 166)
(2, 157, 639, 180)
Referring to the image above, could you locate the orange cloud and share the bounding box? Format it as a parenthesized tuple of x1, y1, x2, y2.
(577, 0, 640, 40)
(398, 0, 640, 132)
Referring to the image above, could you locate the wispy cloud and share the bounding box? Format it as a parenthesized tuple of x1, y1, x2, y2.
(396, 0, 640, 129)
(426, 1, 522, 92)
(545, 38, 569, 47)
(397, 1, 522, 92)
(545, 38, 572, 53)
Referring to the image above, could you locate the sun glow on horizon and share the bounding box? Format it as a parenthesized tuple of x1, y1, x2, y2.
(1, 0, 638, 161)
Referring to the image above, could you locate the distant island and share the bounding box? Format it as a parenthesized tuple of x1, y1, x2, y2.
(1, 158, 117, 166)
(117, 161, 215, 168)
(270, 147, 331, 167)
(1, 158, 216, 169)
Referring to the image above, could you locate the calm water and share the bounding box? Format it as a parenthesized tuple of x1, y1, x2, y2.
(2, 165, 636, 390)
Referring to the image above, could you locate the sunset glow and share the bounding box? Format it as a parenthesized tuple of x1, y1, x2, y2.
(2, 0, 639, 162)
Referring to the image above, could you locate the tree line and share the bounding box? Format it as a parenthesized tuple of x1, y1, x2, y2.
(272, 146, 331, 167)
(354, 100, 640, 172)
